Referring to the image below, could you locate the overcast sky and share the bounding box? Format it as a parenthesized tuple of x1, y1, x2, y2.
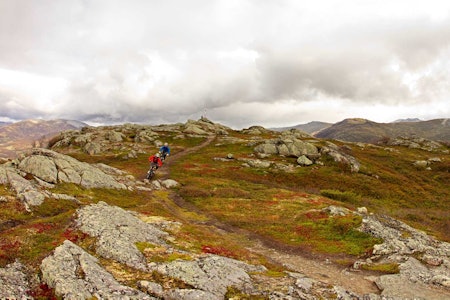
(0, 0, 449, 128)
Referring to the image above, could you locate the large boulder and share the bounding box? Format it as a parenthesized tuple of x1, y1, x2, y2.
(254, 138, 319, 159)
(320, 143, 360, 172)
(18, 148, 126, 189)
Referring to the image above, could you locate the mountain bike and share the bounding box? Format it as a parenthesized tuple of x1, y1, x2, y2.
(146, 164, 158, 179)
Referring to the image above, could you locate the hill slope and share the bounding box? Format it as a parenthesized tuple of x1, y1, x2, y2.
(315, 118, 450, 143)
(0, 118, 449, 299)
(272, 121, 332, 134)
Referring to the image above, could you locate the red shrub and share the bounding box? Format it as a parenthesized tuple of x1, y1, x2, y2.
(201, 245, 236, 258)
(295, 225, 314, 238)
(27, 283, 58, 300)
(61, 229, 87, 243)
(30, 223, 54, 233)
(304, 211, 328, 220)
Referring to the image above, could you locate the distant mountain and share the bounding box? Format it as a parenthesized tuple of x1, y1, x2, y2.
(392, 118, 421, 123)
(0, 119, 87, 158)
(314, 118, 450, 143)
(271, 121, 332, 135)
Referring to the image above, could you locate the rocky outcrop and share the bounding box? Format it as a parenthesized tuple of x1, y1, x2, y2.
(0, 261, 31, 299)
(183, 117, 230, 136)
(150, 254, 266, 298)
(387, 137, 447, 152)
(0, 165, 46, 209)
(41, 240, 154, 300)
(254, 138, 319, 159)
(76, 201, 168, 270)
(241, 125, 274, 135)
(18, 148, 126, 189)
(358, 214, 450, 299)
(321, 142, 361, 172)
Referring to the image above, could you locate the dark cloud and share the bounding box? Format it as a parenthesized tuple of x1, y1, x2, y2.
(0, 0, 449, 127)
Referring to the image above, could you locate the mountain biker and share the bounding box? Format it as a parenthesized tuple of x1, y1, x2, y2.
(148, 152, 163, 170)
(159, 142, 170, 160)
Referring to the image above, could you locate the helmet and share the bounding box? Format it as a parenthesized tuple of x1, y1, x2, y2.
(164, 142, 168, 146)
(155, 153, 160, 157)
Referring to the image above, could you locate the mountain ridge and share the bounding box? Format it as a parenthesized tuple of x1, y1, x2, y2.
(0, 119, 87, 158)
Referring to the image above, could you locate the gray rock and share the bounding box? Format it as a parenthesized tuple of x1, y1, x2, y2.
(297, 155, 313, 166)
(137, 281, 164, 298)
(376, 274, 449, 300)
(41, 240, 154, 300)
(17, 148, 126, 190)
(76, 201, 168, 270)
(254, 143, 278, 155)
(413, 160, 429, 168)
(321, 145, 360, 172)
(322, 205, 351, 216)
(254, 138, 319, 159)
(164, 288, 221, 300)
(359, 214, 450, 297)
(84, 142, 102, 155)
(0, 261, 31, 299)
(356, 207, 368, 215)
(240, 158, 272, 168)
(152, 254, 266, 297)
(2, 166, 46, 209)
(161, 179, 179, 189)
(183, 124, 209, 135)
(19, 155, 58, 183)
(106, 130, 124, 142)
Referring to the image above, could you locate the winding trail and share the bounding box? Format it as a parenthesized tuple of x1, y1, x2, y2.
(155, 135, 380, 295)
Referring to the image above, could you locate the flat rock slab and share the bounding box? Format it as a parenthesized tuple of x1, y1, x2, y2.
(76, 201, 168, 270)
(41, 240, 155, 300)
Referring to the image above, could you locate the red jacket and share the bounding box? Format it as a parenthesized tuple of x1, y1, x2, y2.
(149, 155, 163, 167)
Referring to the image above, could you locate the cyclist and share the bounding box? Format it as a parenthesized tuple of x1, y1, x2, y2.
(148, 152, 163, 170)
(159, 142, 171, 161)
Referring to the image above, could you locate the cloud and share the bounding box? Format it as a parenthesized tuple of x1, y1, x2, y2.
(0, 0, 449, 127)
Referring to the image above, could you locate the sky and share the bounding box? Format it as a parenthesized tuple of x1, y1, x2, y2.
(0, 0, 449, 129)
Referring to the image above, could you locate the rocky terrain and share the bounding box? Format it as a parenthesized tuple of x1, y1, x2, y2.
(0, 117, 449, 299)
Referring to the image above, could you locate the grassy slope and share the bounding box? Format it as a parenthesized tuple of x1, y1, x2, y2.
(0, 128, 449, 295)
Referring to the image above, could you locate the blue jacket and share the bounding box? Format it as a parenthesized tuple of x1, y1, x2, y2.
(159, 145, 170, 154)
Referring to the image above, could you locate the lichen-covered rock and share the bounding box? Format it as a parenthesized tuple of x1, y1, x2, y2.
(240, 158, 272, 168)
(254, 138, 319, 160)
(1, 166, 46, 209)
(84, 142, 102, 155)
(321, 144, 360, 172)
(297, 155, 313, 166)
(41, 240, 154, 300)
(358, 214, 450, 298)
(0, 261, 31, 299)
(17, 148, 126, 189)
(76, 201, 168, 270)
(151, 254, 266, 297)
(161, 179, 179, 189)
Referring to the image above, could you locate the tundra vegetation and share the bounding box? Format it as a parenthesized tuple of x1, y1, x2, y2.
(0, 119, 449, 298)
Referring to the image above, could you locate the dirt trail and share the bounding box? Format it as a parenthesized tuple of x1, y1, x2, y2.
(156, 135, 380, 295)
